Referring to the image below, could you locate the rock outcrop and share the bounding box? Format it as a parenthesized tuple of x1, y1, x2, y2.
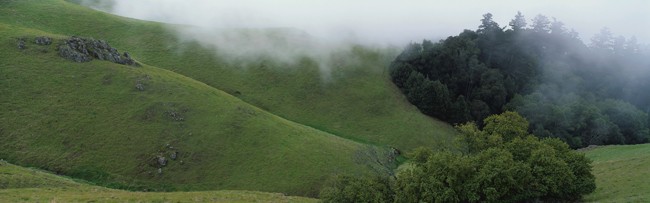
(17, 38, 26, 50)
(35, 36, 52, 45)
(58, 36, 137, 66)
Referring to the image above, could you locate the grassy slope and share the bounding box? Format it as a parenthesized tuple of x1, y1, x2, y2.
(0, 161, 317, 202)
(0, 0, 457, 151)
(583, 144, 650, 202)
(0, 23, 378, 196)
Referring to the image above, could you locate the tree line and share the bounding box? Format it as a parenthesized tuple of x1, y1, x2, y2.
(390, 12, 650, 148)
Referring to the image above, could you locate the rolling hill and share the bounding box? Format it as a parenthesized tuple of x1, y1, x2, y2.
(0, 0, 458, 197)
(0, 27, 378, 195)
(0, 0, 457, 150)
(0, 160, 317, 202)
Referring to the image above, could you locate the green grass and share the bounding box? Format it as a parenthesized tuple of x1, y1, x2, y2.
(0, 27, 379, 196)
(0, 0, 458, 197)
(0, 161, 317, 202)
(583, 144, 650, 202)
(0, 0, 457, 150)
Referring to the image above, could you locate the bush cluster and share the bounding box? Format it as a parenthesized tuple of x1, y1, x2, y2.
(321, 112, 595, 202)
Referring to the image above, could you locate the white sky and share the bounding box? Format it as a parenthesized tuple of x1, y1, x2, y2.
(93, 0, 650, 45)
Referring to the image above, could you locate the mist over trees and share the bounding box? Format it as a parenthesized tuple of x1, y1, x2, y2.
(390, 12, 650, 148)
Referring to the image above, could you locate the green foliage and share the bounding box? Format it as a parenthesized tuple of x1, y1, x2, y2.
(395, 151, 478, 203)
(482, 111, 529, 142)
(473, 148, 533, 202)
(455, 122, 502, 154)
(320, 176, 393, 203)
(390, 11, 650, 148)
(321, 112, 595, 202)
(509, 93, 648, 148)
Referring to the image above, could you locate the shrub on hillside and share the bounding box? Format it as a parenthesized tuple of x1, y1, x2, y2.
(320, 112, 595, 202)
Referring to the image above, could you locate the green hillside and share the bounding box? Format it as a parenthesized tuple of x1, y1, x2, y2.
(583, 144, 650, 202)
(0, 160, 317, 202)
(0, 0, 457, 197)
(0, 26, 380, 196)
(0, 0, 456, 150)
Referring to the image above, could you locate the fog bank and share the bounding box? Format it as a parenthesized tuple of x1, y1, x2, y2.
(84, 0, 649, 45)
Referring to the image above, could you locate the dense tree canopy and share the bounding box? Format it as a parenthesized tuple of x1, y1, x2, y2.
(390, 12, 650, 148)
(320, 112, 596, 202)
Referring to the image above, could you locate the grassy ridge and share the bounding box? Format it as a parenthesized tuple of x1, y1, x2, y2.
(0, 0, 458, 196)
(0, 161, 317, 202)
(583, 144, 650, 202)
(0, 26, 376, 195)
(0, 0, 457, 151)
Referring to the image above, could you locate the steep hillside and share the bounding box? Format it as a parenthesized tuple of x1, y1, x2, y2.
(583, 144, 650, 202)
(0, 0, 457, 150)
(0, 160, 317, 202)
(0, 25, 380, 196)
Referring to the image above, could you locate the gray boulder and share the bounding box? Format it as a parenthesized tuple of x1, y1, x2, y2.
(17, 39, 26, 50)
(135, 83, 145, 91)
(157, 156, 167, 166)
(35, 36, 52, 45)
(58, 36, 137, 66)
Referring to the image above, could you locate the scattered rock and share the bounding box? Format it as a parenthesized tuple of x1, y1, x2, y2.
(121, 52, 136, 65)
(34, 36, 52, 45)
(390, 147, 401, 156)
(134, 74, 151, 91)
(168, 111, 184, 121)
(58, 37, 92, 62)
(157, 168, 162, 175)
(157, 156, 167, 166)
(135, 83, 145, 91)
(170, 151, 178, 160)
(58, 36, 138, 66)
(17, 38, 26, 50)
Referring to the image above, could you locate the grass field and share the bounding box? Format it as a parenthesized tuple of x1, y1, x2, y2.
(0, 0, 457, 150)
(0, 0, 458, 196)
(0, 160, 317, 202)
(0, 26, 379, 196)
(583, 144, 650, 202)
(1, 1, 649, 202)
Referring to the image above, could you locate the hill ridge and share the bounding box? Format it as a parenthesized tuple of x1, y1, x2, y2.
(0, 25, 380, 196)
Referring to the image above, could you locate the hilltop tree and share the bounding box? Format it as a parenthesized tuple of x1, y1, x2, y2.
(591, 27, 614, 50)
(478, 13, 501, 35)
(531, 14, 551, 33)
(509, 11, 527, 31)
(549, 18, 566, 35)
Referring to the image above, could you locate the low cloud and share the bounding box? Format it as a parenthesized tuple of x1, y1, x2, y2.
(79, 0, 650, 79)
(84, 0, 649, 45)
